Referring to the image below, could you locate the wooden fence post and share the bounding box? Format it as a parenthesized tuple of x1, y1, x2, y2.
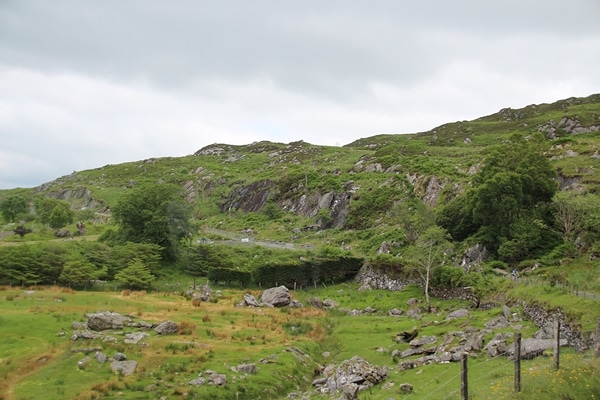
(514, 333, 521, 392)
(461, 352, 468, 400)
(554, 319, 560, 370)
(595, 318, 600, 358)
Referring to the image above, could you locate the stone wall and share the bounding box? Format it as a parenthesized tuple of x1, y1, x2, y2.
(356, 268, 594, 352)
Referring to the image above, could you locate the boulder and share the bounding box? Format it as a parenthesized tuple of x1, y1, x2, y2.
(261, 286, 291, 307)
(237, 363, 257, 374)
(243, 293, 260, 307)
(154, 321, 179, 335)
(110, 360, 137, 376)
(86, 311, 129, 331)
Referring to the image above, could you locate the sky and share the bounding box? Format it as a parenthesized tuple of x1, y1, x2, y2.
(1, 1, 600, 189)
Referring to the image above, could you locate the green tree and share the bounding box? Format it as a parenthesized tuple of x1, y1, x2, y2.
(48, 204, 74, 231)
(58, 260, 103, 289)
(0, 195, 28, 222)
(392, 200, 435, 245)
(552, 192, 600, 244)
(110, 184, 193, 261)
(35, 198, 71, 226)
(403, 226, 451, 312)
(114, 258, 156, 290)
(438, 134, 558, 255)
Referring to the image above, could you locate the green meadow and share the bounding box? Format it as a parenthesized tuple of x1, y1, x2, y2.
(1, 284, 598, 400)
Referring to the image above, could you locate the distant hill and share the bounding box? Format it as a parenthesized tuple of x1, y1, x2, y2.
(2, 93, 600, 259)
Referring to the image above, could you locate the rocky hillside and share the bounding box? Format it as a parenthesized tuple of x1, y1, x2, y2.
(5, 94, 600, 254)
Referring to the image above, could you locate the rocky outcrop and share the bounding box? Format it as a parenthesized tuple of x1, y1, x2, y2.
(312, 356, 388, 397)
(86, 311, 131, 331)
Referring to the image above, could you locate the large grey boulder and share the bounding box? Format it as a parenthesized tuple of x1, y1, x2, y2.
(110, 360, 137, 376)
(86, 311, 130, 331)
(261, 286, 291, 307)
(154, 321, 179, 335)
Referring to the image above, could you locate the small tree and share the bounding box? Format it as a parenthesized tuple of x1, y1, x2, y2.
(48, 204, 74, 231)
(114, 258, 156, 290)
(404, 226, 451, 312)
(13, 225, 33, 238)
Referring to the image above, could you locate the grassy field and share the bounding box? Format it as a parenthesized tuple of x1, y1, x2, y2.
(1, 283, 598, 400)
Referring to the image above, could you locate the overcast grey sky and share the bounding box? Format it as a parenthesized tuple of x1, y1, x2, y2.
(1, 1, 599, 189)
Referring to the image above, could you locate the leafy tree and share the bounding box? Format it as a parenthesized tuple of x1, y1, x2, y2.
(403, 226, 451, 312)
(392, 200, 435, 245)
(114, 258, 156, 290)
(58, 260, 103, 289)
(48, 204, 74, 231)
(0, 195, 28, 222)
(110, 184, 193, 261)
(438, 134, 558, 255)
(34, 197, 72, 227)
(436, 192, 478, 241)
(552, 192, 600, 244)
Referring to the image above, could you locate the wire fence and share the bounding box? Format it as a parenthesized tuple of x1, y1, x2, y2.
(410, 321, 600, 399)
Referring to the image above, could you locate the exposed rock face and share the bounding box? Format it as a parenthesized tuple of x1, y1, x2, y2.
(261, 286, 291, 307)
(221, 180, 275, 213)
(406, 173, 448, 206)
(460, 244, 489, 271)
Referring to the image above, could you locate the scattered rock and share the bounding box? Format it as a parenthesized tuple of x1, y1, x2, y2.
(243, 293, 261, 307)
(124, 332, 149, 344)
(410, 335, 437, 347)
(399, 383, 414, 393)
(113, 352, 127, 361)
(447, 309, 469, 319)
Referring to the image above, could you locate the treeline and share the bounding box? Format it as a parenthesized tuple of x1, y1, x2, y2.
(0, 241, 162, 288)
